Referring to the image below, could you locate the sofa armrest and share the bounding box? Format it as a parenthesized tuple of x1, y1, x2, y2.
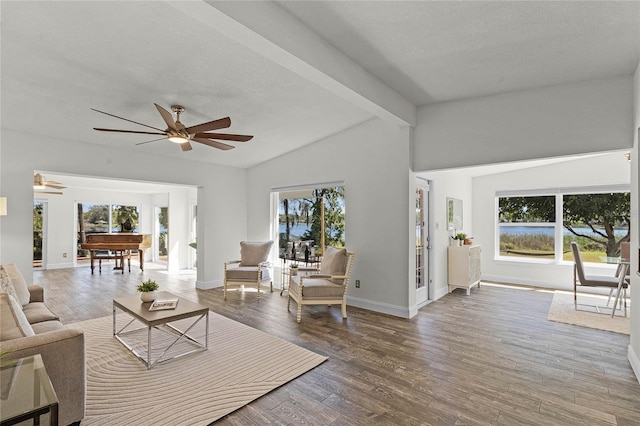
(28, 285, 45, 303)
(0, 328, 86, 425)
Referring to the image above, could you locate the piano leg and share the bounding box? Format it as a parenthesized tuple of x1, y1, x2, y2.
(90, 251, 96, 275)
(139, 249, 145, 271)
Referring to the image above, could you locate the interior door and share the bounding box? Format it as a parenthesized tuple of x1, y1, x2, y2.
(416, 182, 430, 306)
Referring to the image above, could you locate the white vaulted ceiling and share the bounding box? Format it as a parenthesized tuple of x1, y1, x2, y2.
(2, 1, 639, 169)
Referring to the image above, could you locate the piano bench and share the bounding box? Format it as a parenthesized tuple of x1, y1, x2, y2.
(93, 251, 130, 274)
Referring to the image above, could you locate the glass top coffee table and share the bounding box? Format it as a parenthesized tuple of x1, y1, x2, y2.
(0, 354, 59, 426)
(113, 291, 209, 369)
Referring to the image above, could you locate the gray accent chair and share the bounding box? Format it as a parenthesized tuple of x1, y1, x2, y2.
(287, 247, 355, 323)
(571, 242, 628, 317)
(224, 241, 274, 299)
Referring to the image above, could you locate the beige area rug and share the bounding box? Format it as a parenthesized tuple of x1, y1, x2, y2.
(67, 312, 327, 425)
(547, 291, 630, 335)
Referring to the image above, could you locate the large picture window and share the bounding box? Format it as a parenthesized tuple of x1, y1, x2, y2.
(76, 202, 139, 260)
(277, 186, 345, 257)
(498, 190, 629, 263)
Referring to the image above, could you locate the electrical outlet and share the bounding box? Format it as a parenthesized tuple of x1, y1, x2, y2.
(62, 252, 68, 258)
(355, 279, 360, 288)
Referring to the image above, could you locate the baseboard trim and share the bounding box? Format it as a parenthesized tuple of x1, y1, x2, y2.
(44, 262, 75, 270)
(481, 274, 568, 290)
(196, 280, 222, 290)
(346, 296, 410, 319)
(629, 344, 640, 384)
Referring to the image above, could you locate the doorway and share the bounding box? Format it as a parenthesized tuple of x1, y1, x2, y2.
(33, 200, 47, 268)
(155, 206, 169, 264)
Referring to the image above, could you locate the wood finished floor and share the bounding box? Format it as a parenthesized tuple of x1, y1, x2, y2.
(35, 264, 640, 425)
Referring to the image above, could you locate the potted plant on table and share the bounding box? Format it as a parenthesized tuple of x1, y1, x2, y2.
(290, 263, 299, 276)
(137, 279, 159, 302)
(453, 233, 467, 246)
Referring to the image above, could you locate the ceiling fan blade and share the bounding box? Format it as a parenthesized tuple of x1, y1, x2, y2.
(91, 108, 166, 132)
(154, 104, 178, 132)
(192, 137, 235, 151)
(135, 137, 168, 146)
(94, 128, 167, 136)
(185, 117, 231, 134)
(46, 184, 66, 189)
(180, 142, 193, 152)
(194, 132, 253, 142)
(35, 191, 63, 195)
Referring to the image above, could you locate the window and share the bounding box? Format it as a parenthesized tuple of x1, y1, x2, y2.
(277, 186, 345, 256)
(562, 193, 630, 262)
(497, 190, 630, 263)
(498, 196, 555, 259)
(111, 205, 139, 233)
(76, 202, 140, 260)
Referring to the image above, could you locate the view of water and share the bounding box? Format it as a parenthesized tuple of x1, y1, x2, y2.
(279, 224, 311, 237)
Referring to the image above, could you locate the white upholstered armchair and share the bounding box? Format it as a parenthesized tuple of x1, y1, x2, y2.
(287, 246, 355, 323)
(224, 241, 274, 299)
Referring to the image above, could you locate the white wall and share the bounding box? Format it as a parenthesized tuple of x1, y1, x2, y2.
(0, 130, 247, 288)
(248, 118, 415, 317)
(414, 76, 634, 172)
(472, 153, 631, 289)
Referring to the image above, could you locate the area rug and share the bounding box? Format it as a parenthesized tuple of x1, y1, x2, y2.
(67, 312, 327, 425)
(547, 291, 630, 335)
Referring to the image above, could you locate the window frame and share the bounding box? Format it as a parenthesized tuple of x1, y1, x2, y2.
(495, 184, 630, 264)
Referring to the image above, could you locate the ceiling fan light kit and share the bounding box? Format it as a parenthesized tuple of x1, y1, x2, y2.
(91, 103, 253, 152)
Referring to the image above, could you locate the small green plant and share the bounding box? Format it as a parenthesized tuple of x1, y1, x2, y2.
(290, 263, 299, 269)
(137, 279, 159, 293)
(455, 233, 467, 240)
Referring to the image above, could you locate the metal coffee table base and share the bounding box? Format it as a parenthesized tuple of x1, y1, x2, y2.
(113, 308, 209, 369)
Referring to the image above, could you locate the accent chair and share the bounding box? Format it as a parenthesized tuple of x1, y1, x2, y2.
(287, 246, 355, 323)
(224, 241, 274, 299)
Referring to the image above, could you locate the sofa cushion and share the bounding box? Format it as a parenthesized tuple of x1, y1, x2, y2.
(319, 246, 347, 276)
(289, 275, 345, 299)
(0, 293, 35, 340)
(22, 302, 60, 324)
(226, 266, 271, 282)
(240, 241, 273, 266)
(31, 320, 66, 334)
(3, 263, 30, 306)
(0, 266, 18, 302)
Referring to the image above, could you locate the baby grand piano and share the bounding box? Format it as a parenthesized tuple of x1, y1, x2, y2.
(81, 234, 152, 274)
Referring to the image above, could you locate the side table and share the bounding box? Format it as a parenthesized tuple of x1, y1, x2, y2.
(0, 354, 59, 426)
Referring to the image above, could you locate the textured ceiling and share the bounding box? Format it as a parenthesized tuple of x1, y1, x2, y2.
(2, 1, 639, 170)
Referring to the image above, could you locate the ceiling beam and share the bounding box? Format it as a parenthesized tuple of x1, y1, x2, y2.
(166, 0, 416, 127)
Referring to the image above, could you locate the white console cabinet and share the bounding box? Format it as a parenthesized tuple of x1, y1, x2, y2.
(447, 244, 481, 295)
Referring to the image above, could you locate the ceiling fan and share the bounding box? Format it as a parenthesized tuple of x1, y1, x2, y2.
(34, 173, 65, 195)
(91, 104, 253, 151)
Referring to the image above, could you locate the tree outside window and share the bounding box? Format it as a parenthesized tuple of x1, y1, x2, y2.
(112, 205, 139, 233)
(279, 186, 345, 255)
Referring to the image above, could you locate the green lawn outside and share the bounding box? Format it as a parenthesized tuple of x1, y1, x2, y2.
(500, 250, 606, 263)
